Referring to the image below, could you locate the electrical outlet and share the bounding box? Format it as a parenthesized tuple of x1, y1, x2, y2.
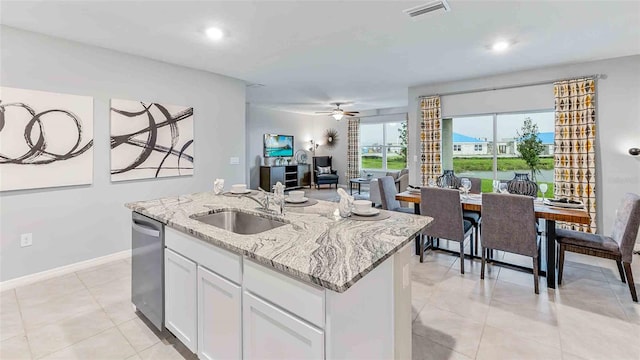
(229, 157, 240, 165)
(20, 233, 33, 247)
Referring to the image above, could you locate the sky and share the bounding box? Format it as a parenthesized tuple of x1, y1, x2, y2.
(453, 112, 555, 141)
(360, 112, 555, 145)
(361, 122, 403, 145)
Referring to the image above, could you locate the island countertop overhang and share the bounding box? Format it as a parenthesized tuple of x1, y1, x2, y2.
(126, 191, 432, 293)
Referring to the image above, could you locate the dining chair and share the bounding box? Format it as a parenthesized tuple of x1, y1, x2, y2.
(481, 193, 540, 293)
(469, 177, 482, 194)
(557, 193, 640, 302)
(463, 177, 482, 255)
(419, 187, 474, 273)
(378, 176, 413, 214)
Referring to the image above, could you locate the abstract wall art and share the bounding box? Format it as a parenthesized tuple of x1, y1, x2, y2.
(110, 99, 194, 182)
(0, 87, 94, 192)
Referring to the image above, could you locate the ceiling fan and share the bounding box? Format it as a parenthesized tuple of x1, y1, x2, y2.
(315, 102, 359, 121)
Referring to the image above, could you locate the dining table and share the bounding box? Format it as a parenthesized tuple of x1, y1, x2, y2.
(396, 190, 591, 289)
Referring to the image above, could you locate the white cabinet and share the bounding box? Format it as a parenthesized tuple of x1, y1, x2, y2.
(197, 266, 241, 360)
(165, 248, 198, 353)
(243, 292, 324, 360)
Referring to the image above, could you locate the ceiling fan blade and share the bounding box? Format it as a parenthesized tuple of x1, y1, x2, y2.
(315, 111, 333, 114)
(345, 112, 360, 115)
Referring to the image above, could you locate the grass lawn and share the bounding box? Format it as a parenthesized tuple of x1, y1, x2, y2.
(454, 157, 554, 172)
(363, 156, 553, 173)
(362, 155, 554, 197)
(362, 156, 406, 171)
(479, 178, 553, 198)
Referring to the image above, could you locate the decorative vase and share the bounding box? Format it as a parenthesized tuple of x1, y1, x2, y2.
(437, 170, 461, 189)
(507, 172, 538, 197)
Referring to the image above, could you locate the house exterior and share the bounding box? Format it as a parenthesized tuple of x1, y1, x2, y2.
(453, 132, 554, 157)
(452, 133, 490, 156)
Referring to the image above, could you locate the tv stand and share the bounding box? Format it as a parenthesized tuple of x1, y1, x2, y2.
(260, 164, 311, 192)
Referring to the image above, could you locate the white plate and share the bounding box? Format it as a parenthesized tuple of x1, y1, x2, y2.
(408, 188, 421, 193)
(285, 196, 308, 203)
(352, 208, 380, 217)
(230, 189, 252, 194)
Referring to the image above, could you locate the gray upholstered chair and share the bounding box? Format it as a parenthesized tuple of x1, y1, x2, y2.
(557, 193, 640, 302)
(481, 193, 540, 293)
(463, 177, 482, 255)
(419, 187, 474, 273)
(386, 168, 409, 192)
(469, 177, 482, 194)
(369, 178, 381, 207)
(378, 176, 413, 214)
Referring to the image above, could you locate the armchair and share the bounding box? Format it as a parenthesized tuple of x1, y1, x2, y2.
(386, 168, 409, 193)
(312, 156, 339, 189)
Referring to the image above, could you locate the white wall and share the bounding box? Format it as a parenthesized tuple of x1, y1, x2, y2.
(0, 27, 247, 281)
(408, 55, 640, 235)
(246, 106, 347, 188)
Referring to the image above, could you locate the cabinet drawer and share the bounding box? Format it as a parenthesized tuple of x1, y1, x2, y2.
(166, 227, 241, 284)
(244, 260, 325, 328)
(243, 292, 324, 360)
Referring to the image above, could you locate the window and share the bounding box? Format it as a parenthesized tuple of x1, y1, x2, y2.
(497, 112, 555, 197)
(448, 111, 554, 194)
(360, 121, 407, 171)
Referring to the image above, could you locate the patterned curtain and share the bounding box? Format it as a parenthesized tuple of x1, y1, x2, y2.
(554, 78, 597, 232)
(347, 117, 360, 179)
(420, 96, 442, 186)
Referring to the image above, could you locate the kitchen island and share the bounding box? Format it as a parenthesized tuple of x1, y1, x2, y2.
(127, 191, 432, 359)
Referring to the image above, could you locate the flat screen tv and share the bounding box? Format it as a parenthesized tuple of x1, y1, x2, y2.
(264, 134, 294, 157)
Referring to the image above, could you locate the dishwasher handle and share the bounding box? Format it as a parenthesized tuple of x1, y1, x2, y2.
(132, 222, 160, 237)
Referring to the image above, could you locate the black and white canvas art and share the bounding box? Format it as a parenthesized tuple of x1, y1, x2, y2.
(0, 87, 94, 192)
(110, 99, 194, 182)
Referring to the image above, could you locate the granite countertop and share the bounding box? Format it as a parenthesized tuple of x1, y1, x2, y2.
(126, 191, 432, 293)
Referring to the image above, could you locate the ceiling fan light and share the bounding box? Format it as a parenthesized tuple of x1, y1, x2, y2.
(332, 113, 344, 121)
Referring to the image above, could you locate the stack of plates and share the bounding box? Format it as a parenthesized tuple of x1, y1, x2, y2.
(543, 198, 585, 209)
(230, 189, 252, 195)
(285, 196, 308, 204)
(407, 186, 422, 194)
(352, 208, 380, 217)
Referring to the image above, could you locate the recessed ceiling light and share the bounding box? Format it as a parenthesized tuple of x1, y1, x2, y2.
(205, 27, 224, 41)
(492, 40, 510, 52)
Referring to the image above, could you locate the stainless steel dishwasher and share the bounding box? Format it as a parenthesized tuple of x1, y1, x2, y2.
(131, 212, 164, 331)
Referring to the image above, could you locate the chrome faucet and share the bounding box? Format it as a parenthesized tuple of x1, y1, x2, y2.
(243, 188, 272, 212)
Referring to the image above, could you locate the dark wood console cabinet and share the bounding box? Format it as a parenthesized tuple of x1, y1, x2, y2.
(260, 164, 311, 191)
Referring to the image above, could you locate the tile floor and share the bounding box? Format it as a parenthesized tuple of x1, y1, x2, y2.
(1, 247, 638, 360)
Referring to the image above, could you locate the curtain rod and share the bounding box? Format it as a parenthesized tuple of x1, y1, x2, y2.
(417, 74, 605, 99)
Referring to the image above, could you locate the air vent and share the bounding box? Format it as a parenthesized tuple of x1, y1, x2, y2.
(403, 0, 451, 18)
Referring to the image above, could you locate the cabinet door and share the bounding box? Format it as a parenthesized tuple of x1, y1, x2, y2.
(271, 167, 285, 188)
(197, 266, 241, 360)
(165, 248, 197, 353)
(243, 292, 324, 360)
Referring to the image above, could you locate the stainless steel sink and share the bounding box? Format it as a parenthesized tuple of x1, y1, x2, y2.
(192, 210, 286, 235)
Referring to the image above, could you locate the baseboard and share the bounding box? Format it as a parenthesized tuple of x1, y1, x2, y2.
(0, 249, 132, 291)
